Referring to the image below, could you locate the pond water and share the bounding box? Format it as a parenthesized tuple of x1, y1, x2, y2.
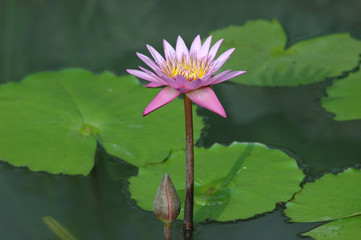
(0, 0, 360, 239)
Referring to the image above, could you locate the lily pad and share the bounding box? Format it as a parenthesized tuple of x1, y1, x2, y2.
(285, 168, 361, 222)
(285, 168, 361, 240)
(129, 142, 304, 222)
(304, 216, 361, 240)
(0, 68, 202, 175)
(210, 19, 361, 86)
(322, 70, 361, 121)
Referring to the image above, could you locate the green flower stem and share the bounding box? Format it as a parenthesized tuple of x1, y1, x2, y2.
(183, 95, 194, 231)
(164, 222, 172, 240)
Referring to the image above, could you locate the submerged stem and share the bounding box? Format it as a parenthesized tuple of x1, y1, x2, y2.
(164, 223, 172, 240)
(183, 95, 194, 232)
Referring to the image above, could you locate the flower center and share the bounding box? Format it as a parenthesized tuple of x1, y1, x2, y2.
(163, 56, 210, 81)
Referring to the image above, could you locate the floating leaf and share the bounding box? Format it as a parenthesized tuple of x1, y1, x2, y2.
(285, 168, 361, 222)
(285, 168, 361, 240)
(129, 142, 304, 222)
(322, 71, 361, 121)
(304, 216, 361, 240)
(0, 69, 202, 175)
(210, 19, 361, 86)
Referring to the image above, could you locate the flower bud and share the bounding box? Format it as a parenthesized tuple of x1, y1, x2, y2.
(153, 173, 181, 224)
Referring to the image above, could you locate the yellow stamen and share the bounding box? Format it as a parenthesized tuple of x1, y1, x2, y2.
(162, 55, 210, 81)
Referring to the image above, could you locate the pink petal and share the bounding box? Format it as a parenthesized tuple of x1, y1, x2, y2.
(176, 35, 189, 60)
(146, 82, 163, 88)
(160, 75, 182, 89)
(208, 39, 223, 62)
(126, 69, 162, 84)
(175, 88, 189, 93)
(147, 45, 165, 65)
(175, 74, 189, 86)
(186, 87, 226, 118)
(199, 36, 212, 58)
(138, 66, 166, 84)
(163, 39, 176, 60)
(143, 86, 181, 116)
(211, 48, 235, 73)
(187, 74, 213, 89)
(136, 52, 161, 73)
(210, 71, 247, 85)
(187, 79, 203, 90)
(158, 75, 191, 90)
(199, 73, 213, 82)
(190, 35, 201, 56)
(207, 70, 231, 84)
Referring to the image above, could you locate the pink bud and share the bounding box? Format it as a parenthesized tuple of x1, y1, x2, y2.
(153, 174, 181, 224)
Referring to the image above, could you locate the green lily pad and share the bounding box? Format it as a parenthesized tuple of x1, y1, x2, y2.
(285, 168, 361, 239)
(304, 216, 361, 240)
(0, 68, 202, 175)
(129, 142, 304, 222)
(210, 19, 361, 86)
(285, 168, 361, 222)
(322, 71, 361, 121)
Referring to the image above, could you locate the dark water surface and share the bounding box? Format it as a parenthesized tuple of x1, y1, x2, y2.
(0, 0, 360, 239)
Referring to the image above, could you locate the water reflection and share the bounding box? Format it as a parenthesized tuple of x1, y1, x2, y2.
(200, 81, 361, 178)
(0, 144, 321, 240)
(1, 0, 360, 239)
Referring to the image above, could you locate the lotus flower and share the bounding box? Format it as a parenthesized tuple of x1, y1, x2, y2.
(127, 35, 246, 118)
